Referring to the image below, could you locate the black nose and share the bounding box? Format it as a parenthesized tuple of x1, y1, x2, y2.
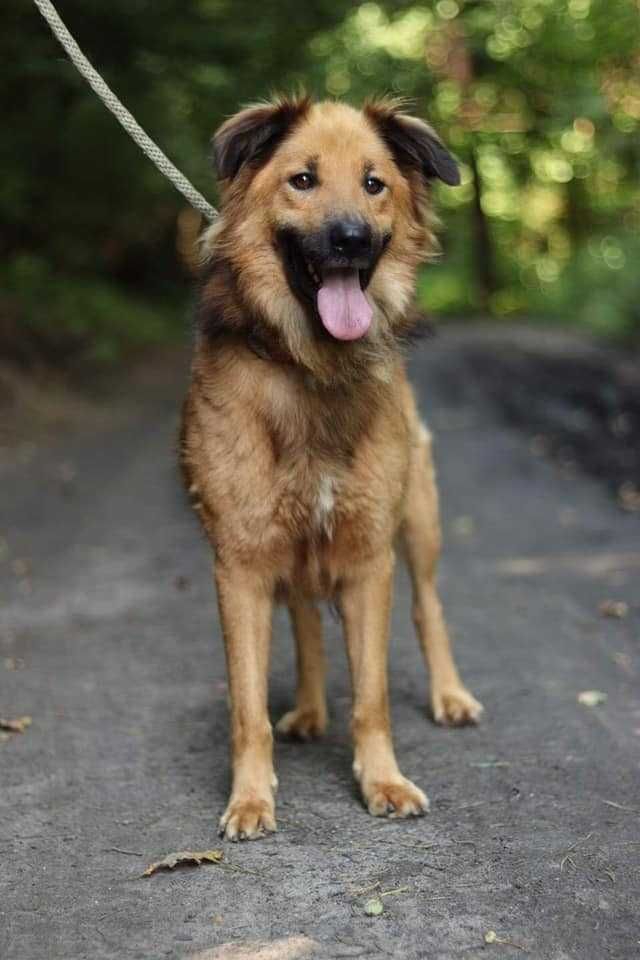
(329, 219, 372, 259)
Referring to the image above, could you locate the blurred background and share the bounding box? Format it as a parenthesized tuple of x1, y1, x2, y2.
(2, 10, 640, 951)
(3, 0, 640, 373)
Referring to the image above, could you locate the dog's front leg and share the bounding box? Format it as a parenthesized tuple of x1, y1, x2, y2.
(215, 563, 277, 840)
(340, 551, 429, 819)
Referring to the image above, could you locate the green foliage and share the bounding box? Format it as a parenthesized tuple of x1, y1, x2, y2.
(307, 0, 640, 335)
(2, 254, 180, 365)
(2, 0, 639, 364)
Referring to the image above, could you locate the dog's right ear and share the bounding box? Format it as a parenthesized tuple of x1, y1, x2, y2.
(212, 96, 311, 182)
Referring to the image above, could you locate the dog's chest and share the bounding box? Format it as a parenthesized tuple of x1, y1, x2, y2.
(276, 460, 340, 540)
(312, 472, 336, 538)
(276, 453, 390, 551)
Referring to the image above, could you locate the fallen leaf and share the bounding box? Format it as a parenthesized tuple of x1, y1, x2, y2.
(578, 690, 608, 707)
(4, 657, 25, 671)
(12, 558, 31, 578)
(190, 937, 317, 960)
(142, 849, 223, 877)
(599, 599, 629, 619)
(618, 482, 640, 513)
(364, 897, 384, 917)
(0, 715, 32, 733)
(484, 930, 527, 951)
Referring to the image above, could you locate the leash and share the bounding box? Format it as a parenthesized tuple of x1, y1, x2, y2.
(32, 0, 218, 222)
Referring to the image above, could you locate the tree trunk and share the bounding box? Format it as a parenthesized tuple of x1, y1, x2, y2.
(469, 147, 496, 311)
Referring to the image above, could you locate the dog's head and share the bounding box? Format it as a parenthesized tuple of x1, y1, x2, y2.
(203, 96, 459, 378)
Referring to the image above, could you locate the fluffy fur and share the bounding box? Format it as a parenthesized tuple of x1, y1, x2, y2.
(181, 96, 482, 841)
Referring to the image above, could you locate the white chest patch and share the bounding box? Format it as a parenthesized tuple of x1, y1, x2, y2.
(313, 473, 336, 537)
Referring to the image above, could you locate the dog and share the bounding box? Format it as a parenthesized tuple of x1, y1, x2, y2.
(181, 95, 483, 841)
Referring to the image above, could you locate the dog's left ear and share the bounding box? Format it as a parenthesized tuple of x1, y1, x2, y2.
(365, 99, 460, 186)
(212, 95, 311, 181)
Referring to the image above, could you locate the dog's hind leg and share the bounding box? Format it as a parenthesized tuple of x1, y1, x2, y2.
(401, 423, 483, 726)
(276, 596, 327, 739)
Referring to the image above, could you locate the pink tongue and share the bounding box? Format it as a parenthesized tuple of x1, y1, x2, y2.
(317, 270, 372, 341)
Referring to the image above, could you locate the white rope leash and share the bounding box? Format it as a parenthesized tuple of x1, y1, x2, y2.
(32, 0, 217, 222)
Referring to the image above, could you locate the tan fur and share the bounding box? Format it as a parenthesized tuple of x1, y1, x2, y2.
(199, 99, 437, 385)
(182, 97, 482, 840)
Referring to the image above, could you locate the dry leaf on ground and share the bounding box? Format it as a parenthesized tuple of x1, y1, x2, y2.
(142, 849, 223, 877)
(0, 715, 32, 733)
(599, 599, 629, 619)
(578, 690, 608, 707)
(190, 937, 317, 960)
(618, 482, 640, 512)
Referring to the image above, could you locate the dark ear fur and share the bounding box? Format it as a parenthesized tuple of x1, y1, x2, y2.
(364, 98, 460, 186)
(212, 95, 311, 181)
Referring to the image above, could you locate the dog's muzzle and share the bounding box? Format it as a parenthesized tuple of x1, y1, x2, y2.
(278, 219, 390, 342)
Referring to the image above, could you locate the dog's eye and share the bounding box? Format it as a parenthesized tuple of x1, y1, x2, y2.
(289, 172, 315, 191)
(364, 176, 385, 196)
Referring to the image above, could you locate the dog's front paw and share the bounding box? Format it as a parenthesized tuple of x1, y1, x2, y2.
(275, 705, 327, 740)
(362, 776, 429, 818)
(431, 684, 483, 726)
(218, 796, 276, 841)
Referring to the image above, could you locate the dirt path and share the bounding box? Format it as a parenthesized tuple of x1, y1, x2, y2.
(1, 328, 638, 960)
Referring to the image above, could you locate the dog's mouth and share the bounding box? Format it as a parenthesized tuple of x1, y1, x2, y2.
(278, 231, 385, 342)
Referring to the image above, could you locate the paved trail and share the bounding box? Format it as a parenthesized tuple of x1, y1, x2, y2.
(1, 328, 638, 960)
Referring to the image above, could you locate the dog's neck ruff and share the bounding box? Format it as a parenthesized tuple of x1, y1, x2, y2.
(197, 253, 416, 388)
(246, 330, 295, 366)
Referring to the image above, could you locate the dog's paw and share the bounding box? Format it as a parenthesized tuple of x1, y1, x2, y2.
(431, 685, 483, 726)
(362, 777, 429, 818)
(275, 706, 327, 740)
(218, 796, 276, 841)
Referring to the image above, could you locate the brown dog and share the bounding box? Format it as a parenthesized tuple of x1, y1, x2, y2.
(181, 96, 482, 841)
